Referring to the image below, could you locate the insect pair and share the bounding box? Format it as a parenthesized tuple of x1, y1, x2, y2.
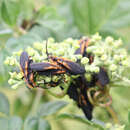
(20, 43, 85, 89)
(20, 38, 110, 121)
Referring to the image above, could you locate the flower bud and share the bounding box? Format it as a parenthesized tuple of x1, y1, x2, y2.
(26, 47, 36, 56)
(92, 33, 101, 41)
(122, 60, 129, 67)
(94, 48, 104, 55)
(85, 73, 92, 81)
(100, 54, 107, 61)
(113, 55, 120, 62)
(71, 56, 77, 62)
(4, 58, 10, 65)
(13, 50, 23, 56)
(114, 39, 122, 48)
(105, 36, 114, 45)
(75, 54, 82, 59)
(9, 72, 17, 78)
(81, 57, 89, 65)
(85, 65, 91, 72)
(87, 46, 96, 53)
(45, 77, 51, 83)
(109, 64, 117, 72)
(90, 66, 100, 73)
(33, 42, 43, 50)
(48, 37, 55, 43)
(105, 123, 112, 129)
(17, 72, 24, 79)
(8, 79, 17, 85)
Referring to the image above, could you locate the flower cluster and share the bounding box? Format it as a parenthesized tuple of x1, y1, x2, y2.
(4, 33, 130, 120)
(5, 33, 130, 88)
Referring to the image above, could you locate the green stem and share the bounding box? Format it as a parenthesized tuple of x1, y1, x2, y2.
(30, 88, 43, 115)
(106, 106, 119, 124)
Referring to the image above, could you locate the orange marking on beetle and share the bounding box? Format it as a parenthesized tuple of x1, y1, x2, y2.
(44, 66, 59, 70)
(29, 73, 36, 87)
(25, 61, 28, 77)
(54, 70, 66, 74)
(81, 95, 87, 105)
(24, 78, 33, 88)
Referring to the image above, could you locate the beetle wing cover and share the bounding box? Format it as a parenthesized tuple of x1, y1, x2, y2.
(75, 38, 89, 56)
(96, 67, 109, 87)
(66, 76, 93, 120)
(30, 62, 58, 71)
(20, 51, 29, 73)
(57, 58, 85, 75)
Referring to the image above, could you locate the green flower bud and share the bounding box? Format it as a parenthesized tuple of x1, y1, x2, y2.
(75, 54, 82, 59)
(90, 65, 100, 73)
(52, 76, 59, 82)
(109, 64, 117, 72)
(11, 84, 19, 89)
(122, 60, 129, 67)
(120, 54, 127, 60)
(94, 66, 100, 73)
(100, 54, 107, 61)
(87, 46, 96, 53)
(13, 50, 23, 56)
(114, 39, 122, 48)
(105, 123, 112, 129)
(33, 42, 43, 50)
(58, 49, 65, 56)
(8, 79, 17, 85)
(94, 48, 104, 55)
(92, 33, 101, 41)
(48, 37, 55, 43)
(85, 65, 91, 72)
(85, 73, 92, 81)
(26, 47, 36, 56)
(81, 57, 89, 65)
(11, 81, 23, 89)
(45, 77, 51, 83)
(105, 36, 114, 45)
(65, 38, 73, 44)
(71, 56, 77, 62)
(89, 39, 96, 45)
(73, 43, 80, 49)
(17, 72, 24, 79)
(113, 55, 120, 62)
(4, 58, 10, 65)
(9, 72, 17, 78)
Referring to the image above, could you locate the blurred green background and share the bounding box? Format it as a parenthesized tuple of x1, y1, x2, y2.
(0, 0, 130, 130)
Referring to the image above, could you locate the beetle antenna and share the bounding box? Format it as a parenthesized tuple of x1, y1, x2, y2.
(46, 40, 49, 58)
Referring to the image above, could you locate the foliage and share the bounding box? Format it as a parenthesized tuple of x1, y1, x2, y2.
(0, 0, 130, 130)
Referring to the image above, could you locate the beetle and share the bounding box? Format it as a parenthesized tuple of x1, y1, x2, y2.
(45, 41, 86, 75)
(66, 76, 93, 120)
(20, 51, 36, 88)
(20, 51, 67, 88)
(75, 38, 94, 64)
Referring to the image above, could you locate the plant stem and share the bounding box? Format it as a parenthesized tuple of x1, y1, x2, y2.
(30, 88, 43, 115)
(106, 106, 119, 124)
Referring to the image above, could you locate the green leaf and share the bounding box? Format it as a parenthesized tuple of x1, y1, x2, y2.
(0, 0, 20, 26)
(37, 101, 68, 117)
(125, 123, 130, 130)
(69, 0, 118, 34)
(128, 110, 130, 123)
(57, 113, 104, 130)
(103, 0, 130, 29)
(0, 116, 23, 130)
(0, 92, 10, 116)
(24, 116, 51, 130)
